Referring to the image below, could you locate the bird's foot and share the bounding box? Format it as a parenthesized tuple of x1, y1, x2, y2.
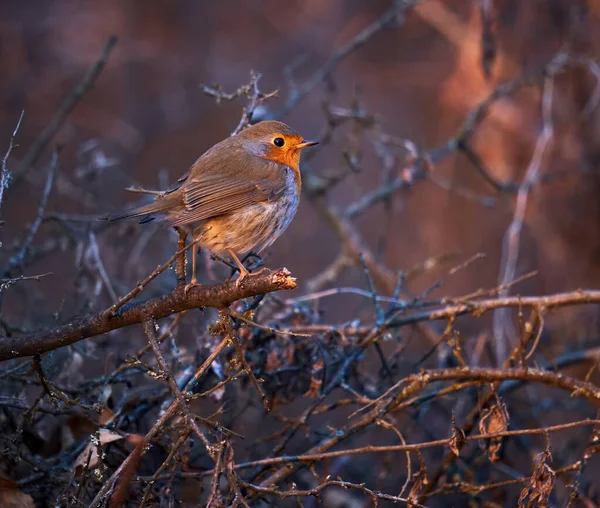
(184, 275, 201, 295)
(234, 267, 269, 288)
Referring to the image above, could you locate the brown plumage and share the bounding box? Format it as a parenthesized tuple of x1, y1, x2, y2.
(103, 120, 318, 289)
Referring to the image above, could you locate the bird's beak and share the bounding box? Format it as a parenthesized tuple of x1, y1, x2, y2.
(295, 140, 319, 149)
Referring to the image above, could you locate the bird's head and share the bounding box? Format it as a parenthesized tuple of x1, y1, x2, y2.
(238, 120, 318, 175)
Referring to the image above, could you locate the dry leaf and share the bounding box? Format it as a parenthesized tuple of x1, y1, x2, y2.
(408, 469, 426, 504)
(304, 376, 321, 399)
(449, 413, 466, 457)
(479, 395, 509, 462)
(74, 429, 125, 473)
(99, 407, 115, 425)
(408, 451, 428, 504)
(304, 360, 324, 399)
(66, 414, 98, 441)
(518, 449, 555, 508)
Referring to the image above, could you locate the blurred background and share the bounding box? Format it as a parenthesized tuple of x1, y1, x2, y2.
(2, 0, 600, 506)
(2, 0, 600, 304)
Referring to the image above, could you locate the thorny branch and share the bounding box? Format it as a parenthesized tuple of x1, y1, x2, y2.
(203, 70, 278, 135)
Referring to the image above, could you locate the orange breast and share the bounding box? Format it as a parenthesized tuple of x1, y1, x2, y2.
(263, 146, 302, 191)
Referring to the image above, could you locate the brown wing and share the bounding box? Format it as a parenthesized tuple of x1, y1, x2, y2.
(167, 175, 284, 227)
(165, 140, 287, 227)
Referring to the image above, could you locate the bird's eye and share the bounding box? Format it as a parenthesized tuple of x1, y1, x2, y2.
(273, 137, 285, 147)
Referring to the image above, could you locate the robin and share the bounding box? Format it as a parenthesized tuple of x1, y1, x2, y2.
(103, 120, 318, 291)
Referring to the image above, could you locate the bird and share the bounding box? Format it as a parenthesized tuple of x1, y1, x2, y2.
(102, 120, 318, 292)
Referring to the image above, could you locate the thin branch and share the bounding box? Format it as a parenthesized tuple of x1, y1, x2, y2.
(277, 1, 416, 117)
(0, 272, 52, 294)
(206, 419, 600, 472)
(13, 36, 118, 183)
(9, 148, 60, 271)
(219, 309, 267, 407)
(0, 110, 24, 217)
(288, 290, 600, 338)
(493, 64, 557, 364)
(143, 319, 212, 450)
(203, 71, 277, 136)
(89, 334, 232, 508)
(104, 239, 198, 317)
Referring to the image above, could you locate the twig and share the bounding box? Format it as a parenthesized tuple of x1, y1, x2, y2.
(229, 311, 312, 337)
(104, 239, 198, 317)
(285, 286, 407, 307)
(288, 290, 600, 338)
(203, 71, 277, 136)
(493, 64, 556, 364)
(219, 309, 267, 408)
(277, 2, 416, 117)
(143, 319, 212, 450)
(0, 272, 52, 294)
(89, 332, 231, 508)
(0, 110, 24, 217)
(9, 148, 60, 271)
(205, 419, 600, 472)
(231, 71, 277, 136)
(242, 478, 427, 507)
(254, 360, 600, 493)
(13, 36, 118, 183)
(87, 231, 118, 302)
(174, 228, 188, 285)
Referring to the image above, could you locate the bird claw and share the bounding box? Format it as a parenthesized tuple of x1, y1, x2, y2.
(234, 267, 269, 288)
(234, 270, 249, 289)
(184, 277, 201, 295)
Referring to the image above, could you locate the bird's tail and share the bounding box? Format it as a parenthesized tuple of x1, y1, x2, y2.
(100, 196, 175, 223)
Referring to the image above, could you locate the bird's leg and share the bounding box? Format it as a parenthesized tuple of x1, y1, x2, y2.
(175, 227, 188, 285)
(228, 248, 268, 287)
(184, 241, 201, 294)
(242, 251, 265, 272)
(228, 249, 250, 286)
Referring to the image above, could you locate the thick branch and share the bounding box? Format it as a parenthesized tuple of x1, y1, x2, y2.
(0, 268, 296, 361)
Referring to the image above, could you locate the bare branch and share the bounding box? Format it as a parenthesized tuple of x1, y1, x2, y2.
(494, 61, 558, 363)
(0, 110, 24, 218)
(12, 36, 117, 183)
(8, 148, 60, 272)
(0, 268, 296, 361)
